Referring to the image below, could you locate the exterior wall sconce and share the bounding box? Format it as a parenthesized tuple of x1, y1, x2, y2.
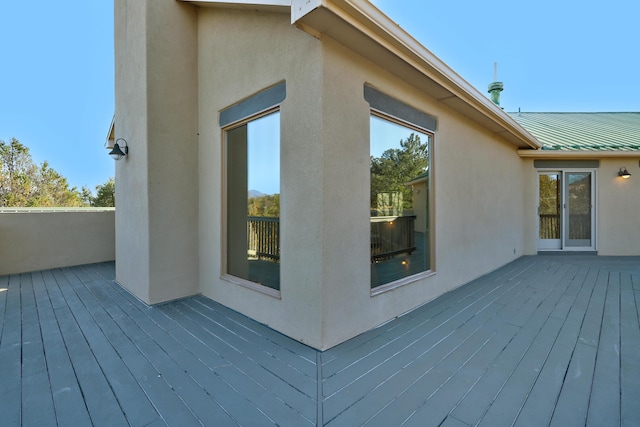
(109, 138, 128, 160)
(618, 167, 631, 179)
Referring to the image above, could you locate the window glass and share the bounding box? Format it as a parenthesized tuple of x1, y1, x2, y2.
(370, 115, 431, 288)
(226, 111, 280, 290)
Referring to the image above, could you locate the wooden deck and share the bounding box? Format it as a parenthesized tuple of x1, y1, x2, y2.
(1, 255, 639, 426)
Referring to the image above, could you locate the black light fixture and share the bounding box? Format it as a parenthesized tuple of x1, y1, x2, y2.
(618, 167, 631, 179)
(109, 138, 128, 160)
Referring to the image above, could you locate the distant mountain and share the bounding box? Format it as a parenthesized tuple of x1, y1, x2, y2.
(248, 189, 266, 198)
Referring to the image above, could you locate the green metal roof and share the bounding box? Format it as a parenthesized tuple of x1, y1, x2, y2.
(509, 112, 640, 151)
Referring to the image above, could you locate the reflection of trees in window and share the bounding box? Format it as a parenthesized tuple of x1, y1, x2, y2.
(370, 133, 427, 216)
(568, 173, 591, 240)
(539, 174, 560, 215)
(538, 174, 561, 239)
(248, 194, 280, 217)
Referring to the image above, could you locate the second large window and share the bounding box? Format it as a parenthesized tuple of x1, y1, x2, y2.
(370, 114, 432, 289)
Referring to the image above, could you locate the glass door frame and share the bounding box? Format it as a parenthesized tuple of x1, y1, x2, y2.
(537, 168, 597, 252)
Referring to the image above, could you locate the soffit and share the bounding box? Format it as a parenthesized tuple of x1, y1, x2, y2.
(292, 0, 541, 149)
(180, 0, 290, 13)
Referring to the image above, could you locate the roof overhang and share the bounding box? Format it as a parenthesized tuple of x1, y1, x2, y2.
(179, 0, 290, 13)
(518, 149, 640, 159)
(291, 0, 541, 149)
(177, 0, 540, 149)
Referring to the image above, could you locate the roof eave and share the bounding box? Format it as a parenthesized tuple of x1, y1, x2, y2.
(291, 0, 541, 149)
(518, 149, 640, 159)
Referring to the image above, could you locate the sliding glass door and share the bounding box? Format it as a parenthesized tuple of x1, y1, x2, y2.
(537, 170, 595, 251)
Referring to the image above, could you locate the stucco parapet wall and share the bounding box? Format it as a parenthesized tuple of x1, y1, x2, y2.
(0, 208, 115, 275)
(0, 207, 115, 213)
(517, 149, 640, 159)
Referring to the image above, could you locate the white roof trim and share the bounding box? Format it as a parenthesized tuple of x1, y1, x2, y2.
(518, 149, 640, 159)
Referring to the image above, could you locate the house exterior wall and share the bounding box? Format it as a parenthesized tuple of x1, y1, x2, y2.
(114, 0, 199, 304)
(197, 9, 325, 346)
(319, 37, 527, 347)
(195, 8, 527, 349)
(597, 158, 640, 255)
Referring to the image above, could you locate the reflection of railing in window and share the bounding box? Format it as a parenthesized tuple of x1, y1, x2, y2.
(246, 215, 418, 263)
(247, 217, 280, 261)
(539, 214, 560, 239)
(539, 214, 591, 239)
(568, 214, 591, 239)
(370, 215, 416, 262)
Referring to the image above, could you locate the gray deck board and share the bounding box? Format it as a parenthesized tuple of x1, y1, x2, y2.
(2, 255, 639, 426)
(587, 270, 622, 427)
(620, 273, 640, 427)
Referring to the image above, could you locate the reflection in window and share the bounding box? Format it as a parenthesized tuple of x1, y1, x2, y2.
(370, 115, 431, 288)
(226, 111, 280, 290)
(538, 173, 561, 239)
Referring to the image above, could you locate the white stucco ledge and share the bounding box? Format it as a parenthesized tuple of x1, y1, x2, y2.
(0, 208, 116, 275)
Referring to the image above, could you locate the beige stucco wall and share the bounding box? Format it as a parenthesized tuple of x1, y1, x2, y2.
(114, 0, 199, 304)
(195, 8, 527, 349)
(597, 159, 640, 255)
(318, 37, 527, 348)
(0, 209, 115, 275)
(523, 158, 640, 256)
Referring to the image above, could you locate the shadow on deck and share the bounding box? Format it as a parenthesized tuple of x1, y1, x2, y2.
(1, 255, 639, 426)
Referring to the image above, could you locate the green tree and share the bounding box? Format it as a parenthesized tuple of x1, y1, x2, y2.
(81, 186, 95, 206)
(0, 138, 83, 207)
(370, 133, 428, 214)
(92, 177, 116, 207)
(0, 138, 37, 206)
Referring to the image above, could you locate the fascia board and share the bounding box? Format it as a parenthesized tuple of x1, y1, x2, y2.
(292, 0, 541, 149)
(518, 149, 640, 159)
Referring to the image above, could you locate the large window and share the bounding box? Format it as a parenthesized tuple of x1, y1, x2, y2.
(370, 114, 432, 289)
(225, 111, 281, 291)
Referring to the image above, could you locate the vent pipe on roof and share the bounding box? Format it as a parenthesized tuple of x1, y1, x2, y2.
(488, 62, 504, 107)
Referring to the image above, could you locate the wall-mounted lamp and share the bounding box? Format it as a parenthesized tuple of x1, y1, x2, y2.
(109, 138, 128, 160)
(618, 167, 631, 179)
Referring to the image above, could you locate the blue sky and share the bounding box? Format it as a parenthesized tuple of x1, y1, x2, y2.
(0, 1, 114, 192)
(1, 0, 638, 191)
